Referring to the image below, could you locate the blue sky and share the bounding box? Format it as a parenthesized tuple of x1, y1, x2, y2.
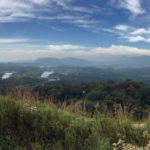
(0, 0, 150, 61)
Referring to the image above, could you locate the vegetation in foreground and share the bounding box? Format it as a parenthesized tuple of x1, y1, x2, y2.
(0, 96, 150, 150)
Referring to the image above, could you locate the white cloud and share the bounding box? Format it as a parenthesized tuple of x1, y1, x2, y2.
(130, 28, 150, 35)
(2, 72, 14, 80)
(0, 0, 96, 22)
(41, 71, 54, 78)
(126, 36, 150, 43)
(114, 24, 129, 31)
(113, 24, 150, 43)
(118, 0, 145, 15)
(48, 44, 85, 50)
(1, 44, 150, 62)
(127, 28, 150, 42)
(0, 0, 35, 22)
(0, 38, 29, 43)
(92, 45, 150, 56)
(0, 0, 102, 33)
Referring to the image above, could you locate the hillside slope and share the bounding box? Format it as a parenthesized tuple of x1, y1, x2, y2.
(0, 96, 150, 150)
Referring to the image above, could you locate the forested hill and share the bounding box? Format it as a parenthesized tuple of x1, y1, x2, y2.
(1, 80, 150, 120)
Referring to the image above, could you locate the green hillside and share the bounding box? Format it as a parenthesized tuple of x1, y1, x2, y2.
(0, 96, 150, 150)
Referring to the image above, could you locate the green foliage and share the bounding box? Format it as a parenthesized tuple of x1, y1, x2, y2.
(30, 80, 150, 119)
(0, 96, 96, 149)
(0, 96, 149, 149)
(1, 76, 150, 120)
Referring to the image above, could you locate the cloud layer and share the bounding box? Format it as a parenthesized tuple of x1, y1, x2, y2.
(0, 0, 100, 29)
(1, 44, 150, 62)
(0, 38, 29, 43)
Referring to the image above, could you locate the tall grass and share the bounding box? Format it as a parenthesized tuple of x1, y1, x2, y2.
(0, 96, 149, 150)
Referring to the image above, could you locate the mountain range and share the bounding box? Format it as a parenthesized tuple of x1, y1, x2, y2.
(34, 56, 150, 68)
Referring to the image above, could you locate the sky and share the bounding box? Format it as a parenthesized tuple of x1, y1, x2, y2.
(0, 0, 150, 61)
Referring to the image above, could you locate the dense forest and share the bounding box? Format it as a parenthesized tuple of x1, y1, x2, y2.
(0, 80, 149, 120)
